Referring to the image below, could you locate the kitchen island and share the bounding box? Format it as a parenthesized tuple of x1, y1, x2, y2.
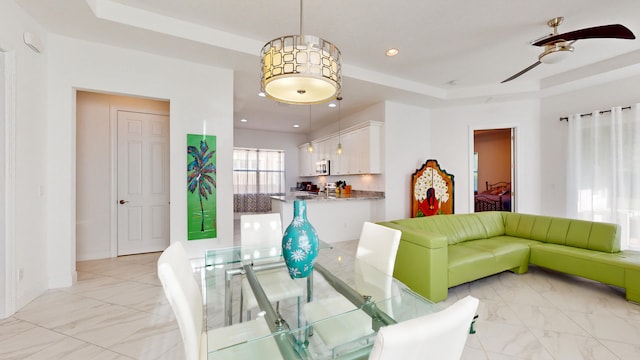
(271, 191, 384, 243)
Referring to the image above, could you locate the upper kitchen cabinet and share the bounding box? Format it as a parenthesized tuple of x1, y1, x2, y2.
(329, 121, 383, 176)
(298, 121, 382, 177)
(298, 143, 315, 177)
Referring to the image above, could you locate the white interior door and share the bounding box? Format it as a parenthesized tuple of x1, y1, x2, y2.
(117, 111, 169, 255)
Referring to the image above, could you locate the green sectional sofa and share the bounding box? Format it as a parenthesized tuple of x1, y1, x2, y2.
(379, 212, 640, 303)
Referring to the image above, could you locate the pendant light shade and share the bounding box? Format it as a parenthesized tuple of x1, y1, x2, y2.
(260, 0, 342, 105)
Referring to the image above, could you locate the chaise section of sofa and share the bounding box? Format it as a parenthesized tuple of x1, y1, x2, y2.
(381, 212, 640, 303)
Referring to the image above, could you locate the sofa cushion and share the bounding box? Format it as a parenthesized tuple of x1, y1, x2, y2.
(584, 222, 621, 253)
(391, 213, 502, 245)
(447, 245, 495, 287)
(461, 236, 540, 256)
(503, 213, 620, 253)
(530, 244, 625, 287)
(448, 237, 533, 287)
(474, 212, 505, 238)
(591, 250, 640, 270)
(448, 244, 493, 269)
(459, 237, 533, 273)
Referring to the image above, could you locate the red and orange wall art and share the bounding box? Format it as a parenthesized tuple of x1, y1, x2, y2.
(411, 159, 454, 217)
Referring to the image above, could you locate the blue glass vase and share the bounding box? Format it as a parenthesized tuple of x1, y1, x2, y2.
(282, 200, 319, 278)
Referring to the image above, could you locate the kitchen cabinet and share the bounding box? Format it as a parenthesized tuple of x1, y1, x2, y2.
(298, 121, 382, 177)
(298, 143, 314, 177)
(331, 132, 352, 175)
(333, 122, 382, 175)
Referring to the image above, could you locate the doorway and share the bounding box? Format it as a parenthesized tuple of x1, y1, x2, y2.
(0, 50, 7, 316)
(76, 91, 170, 260)
(471, 127, 515, 212)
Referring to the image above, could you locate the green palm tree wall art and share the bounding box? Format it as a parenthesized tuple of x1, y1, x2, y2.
(187, 134, 217, 240)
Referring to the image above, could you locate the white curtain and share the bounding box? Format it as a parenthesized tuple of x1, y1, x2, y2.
(233, 148, 285, 213)
(567, 104, 640, 250)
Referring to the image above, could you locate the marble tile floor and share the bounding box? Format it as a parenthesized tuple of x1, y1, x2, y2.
(1, 240, 639, 359)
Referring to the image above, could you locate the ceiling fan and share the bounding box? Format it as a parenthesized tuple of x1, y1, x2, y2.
(501, 17, 636, 83)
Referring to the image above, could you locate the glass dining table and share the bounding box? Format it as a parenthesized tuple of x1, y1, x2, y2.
(202, 242, 439, 359)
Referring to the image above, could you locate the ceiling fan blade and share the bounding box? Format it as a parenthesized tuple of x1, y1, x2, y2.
(533, 24, 635, 46)
(501, 61, 542, 83)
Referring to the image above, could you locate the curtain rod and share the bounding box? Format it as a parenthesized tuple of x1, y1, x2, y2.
(559, 106, 632, 121)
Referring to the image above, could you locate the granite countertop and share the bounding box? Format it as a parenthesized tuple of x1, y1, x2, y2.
(271, 190, 384, 202)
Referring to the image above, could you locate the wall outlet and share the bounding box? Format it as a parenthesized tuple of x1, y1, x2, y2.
(18, 268, 23, 281)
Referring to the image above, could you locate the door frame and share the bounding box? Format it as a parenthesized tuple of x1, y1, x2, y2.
(1, 50, 16, 318)
(109, 105, 170, 257)
(468, 123, 518, 213)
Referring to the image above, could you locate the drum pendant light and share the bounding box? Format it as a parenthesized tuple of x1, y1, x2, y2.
(260, 0, 342, 105)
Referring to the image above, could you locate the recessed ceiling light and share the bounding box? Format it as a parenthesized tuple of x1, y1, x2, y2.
(328, 103, 337, 108)
(293, 124, 300, 128)
(240, 118, 248, 122)
(385, 48, 399, 57)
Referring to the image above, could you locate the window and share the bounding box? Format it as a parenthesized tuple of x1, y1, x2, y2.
(233, 148, 285, 212)
(567, 106, 640, 250)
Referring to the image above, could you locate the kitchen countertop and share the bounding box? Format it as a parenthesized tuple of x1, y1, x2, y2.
(271, 190, 384, 202)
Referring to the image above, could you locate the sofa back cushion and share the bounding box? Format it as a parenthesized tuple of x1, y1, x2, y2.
(502, 213, 620, 253)
(391, 212, 505, 245)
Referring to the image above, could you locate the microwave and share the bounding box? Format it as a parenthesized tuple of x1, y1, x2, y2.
(316, 160, 330, 175)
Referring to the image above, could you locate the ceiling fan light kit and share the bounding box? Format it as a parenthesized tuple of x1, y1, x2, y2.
(260, 0, 342, 105)
(539, 43, 574, 64)
(501, 16, 635, 83)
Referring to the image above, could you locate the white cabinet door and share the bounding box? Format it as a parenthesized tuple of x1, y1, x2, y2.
(298, 143, 314, 177)
(323, 135, 339, 173)
(352, 124, 382, 174)
(350, 128, 368, 174)
(339, 127, 373, 175)
(336, 131, 354, 175)
(367, 123, 382, 174)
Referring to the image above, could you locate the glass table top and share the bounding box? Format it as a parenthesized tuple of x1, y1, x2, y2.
(203, 242, 439, 359)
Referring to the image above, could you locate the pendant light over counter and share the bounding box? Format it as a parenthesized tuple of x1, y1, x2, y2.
(307, 105, 313, 153)
(336, 97, 343, 155)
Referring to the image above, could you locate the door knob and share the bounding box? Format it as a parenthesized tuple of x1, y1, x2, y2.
(119, 200, 129, 204)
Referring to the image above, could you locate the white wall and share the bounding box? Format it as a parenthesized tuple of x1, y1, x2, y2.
(384, 102, 432, 220)
(46, 34, 234, 289)
(76, 91, 170, 261)
(0, 2, 49, 316)
(234, 128, 306, 191)
(0, 51, 5, 317)
(431, 99, 541, 214)
(540, 74, 640, 217)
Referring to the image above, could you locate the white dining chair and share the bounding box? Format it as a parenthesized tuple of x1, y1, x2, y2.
(157, 242, 282, 360)
(303, 222, 402, 352)
(368, 295, 480, 360)
(355, 221, 402, 275)
(239, 213, 305, 326)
